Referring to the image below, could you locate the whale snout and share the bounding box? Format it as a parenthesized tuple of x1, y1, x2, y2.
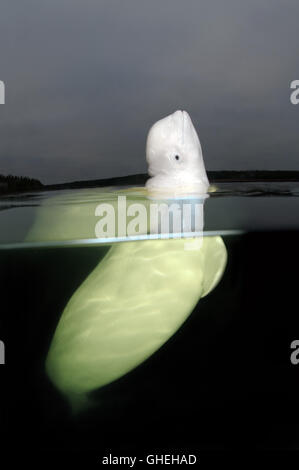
(169, 109, 192, 138)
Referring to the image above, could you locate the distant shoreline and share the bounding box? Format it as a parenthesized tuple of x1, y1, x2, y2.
(1, 171, 299, 195)
(43, 171, 299, 191)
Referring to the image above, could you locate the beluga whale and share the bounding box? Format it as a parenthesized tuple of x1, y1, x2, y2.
(26, 110, 227, 413)
(146, 110, 209, 197)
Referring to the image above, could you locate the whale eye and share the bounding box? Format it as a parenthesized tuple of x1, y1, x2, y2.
(175, 155, 180, 161)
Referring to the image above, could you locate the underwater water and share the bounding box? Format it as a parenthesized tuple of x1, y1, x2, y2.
(1, 182, 299, 462)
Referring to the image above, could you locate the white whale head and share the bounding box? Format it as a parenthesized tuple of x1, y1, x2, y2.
(146, 110, 209, 196)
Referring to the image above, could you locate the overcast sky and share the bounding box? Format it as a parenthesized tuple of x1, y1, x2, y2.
(0, 0, 298, 184)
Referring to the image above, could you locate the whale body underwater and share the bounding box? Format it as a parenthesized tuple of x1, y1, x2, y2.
(26, 110, 227, 412)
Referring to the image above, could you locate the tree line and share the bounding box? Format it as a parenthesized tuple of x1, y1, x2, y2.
(0, 174, 43, 194)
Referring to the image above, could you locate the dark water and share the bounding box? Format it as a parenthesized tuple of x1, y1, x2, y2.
(1, 183, 299, 464)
